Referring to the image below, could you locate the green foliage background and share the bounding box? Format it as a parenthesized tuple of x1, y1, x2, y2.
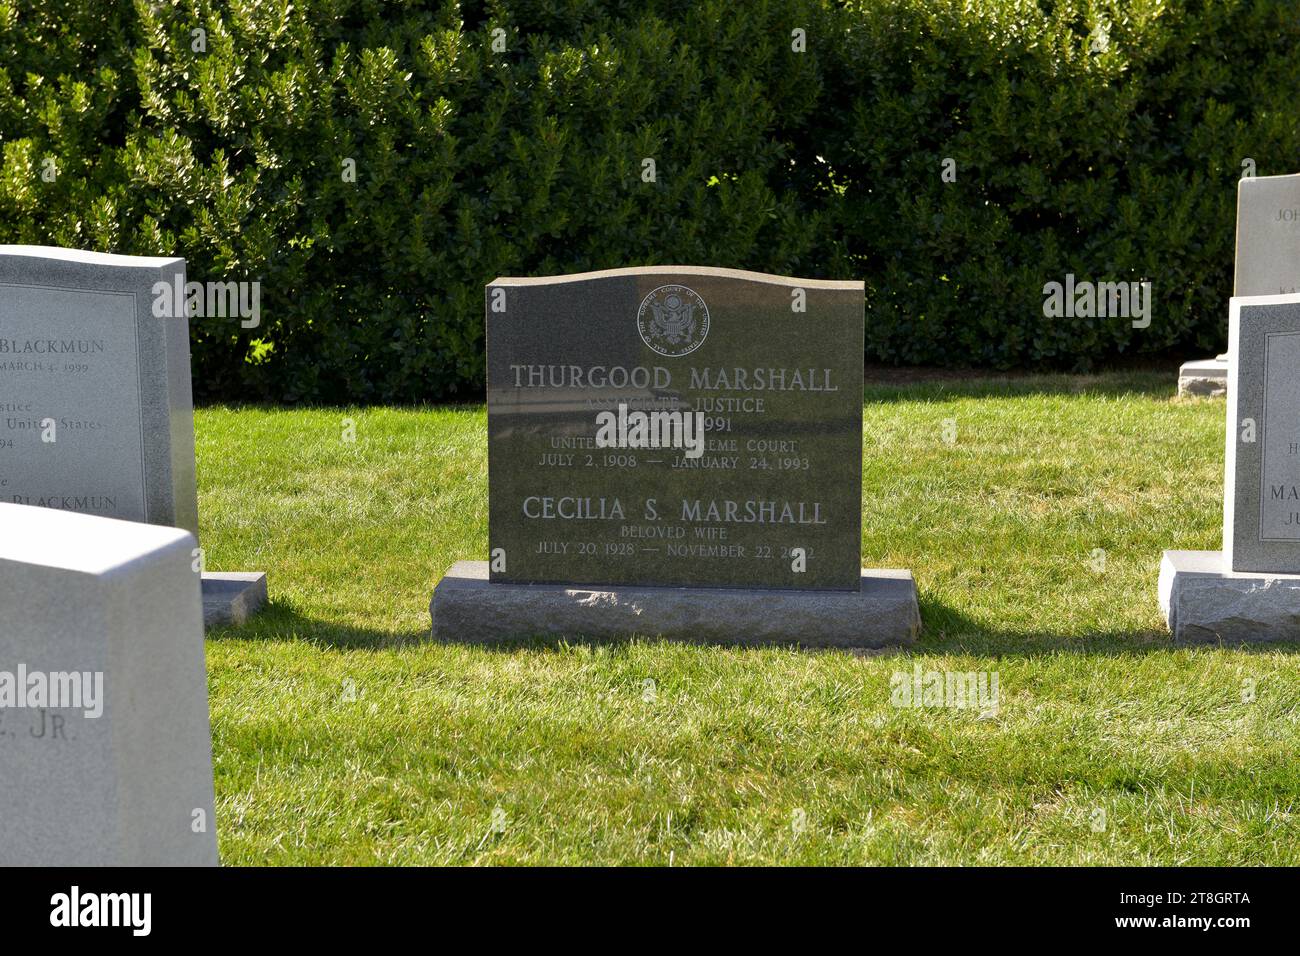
(1, 0, 1296, 401)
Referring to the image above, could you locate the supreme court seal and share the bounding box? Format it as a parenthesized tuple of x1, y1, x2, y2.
(637, 285, 709, 357)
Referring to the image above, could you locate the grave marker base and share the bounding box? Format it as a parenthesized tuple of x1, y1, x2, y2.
(1159, 549, 1300, 643)
(1177, 356, 1228, 397)
(202, 571, 268, 629)
(430, 561, 920, 648)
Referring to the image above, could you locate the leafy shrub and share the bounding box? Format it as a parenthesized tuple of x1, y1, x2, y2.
(824, 0, 1300, 368)
(0, 0, 1296, 400)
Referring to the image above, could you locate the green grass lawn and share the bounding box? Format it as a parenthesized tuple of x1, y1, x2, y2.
(198, 371, 1300, 865)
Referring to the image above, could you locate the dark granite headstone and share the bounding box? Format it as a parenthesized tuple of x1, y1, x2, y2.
(485, 267, 863, 591)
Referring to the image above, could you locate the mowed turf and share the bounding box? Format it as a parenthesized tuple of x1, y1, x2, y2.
(198, 372, 1300, 865)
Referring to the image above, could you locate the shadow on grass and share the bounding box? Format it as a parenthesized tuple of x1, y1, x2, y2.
(205, 600, 428, 651)
(208, 600, 666, 656)
(205, 596, 1300, 656)
(909, 598, 1300, 657)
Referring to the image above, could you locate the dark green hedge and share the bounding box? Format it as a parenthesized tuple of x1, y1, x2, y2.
(1, 0, 1297, 401)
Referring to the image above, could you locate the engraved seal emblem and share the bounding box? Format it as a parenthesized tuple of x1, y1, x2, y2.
(636, 285, 709, 357)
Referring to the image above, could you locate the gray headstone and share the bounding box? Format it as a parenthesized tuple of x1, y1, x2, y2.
(1224, 293, 1300, 571)
(485, 267, 864, 591)
(0, 245, 198, 534)
(1235, 173, 1300, 296)
(0, 503, 217, 865)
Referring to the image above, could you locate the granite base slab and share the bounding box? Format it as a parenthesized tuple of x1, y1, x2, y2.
(1176, 356, 1227, 397)
(430, 561, 920, 648)
(202, 571, 268, 629)
(1159, 549, 1300, 643)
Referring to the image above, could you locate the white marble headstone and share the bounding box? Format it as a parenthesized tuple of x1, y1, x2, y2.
(0, 503, 217, 865)
(0, 246, 197, 534)
(1235, 173, 1300, 296)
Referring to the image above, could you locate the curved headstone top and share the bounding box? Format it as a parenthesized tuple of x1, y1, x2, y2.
(0, 244, 184, 269)
(491, 265, 865, 291)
